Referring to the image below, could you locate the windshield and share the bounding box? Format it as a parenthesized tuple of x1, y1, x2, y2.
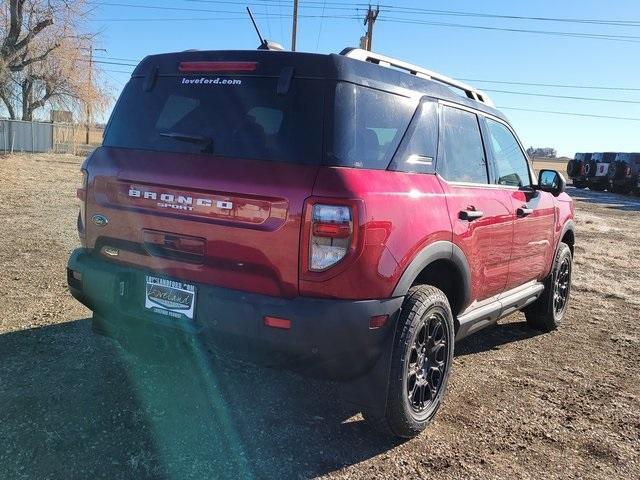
(103, 75, 324, 164)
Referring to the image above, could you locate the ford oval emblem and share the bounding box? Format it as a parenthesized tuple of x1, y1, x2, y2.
(91, 214, 109, 227)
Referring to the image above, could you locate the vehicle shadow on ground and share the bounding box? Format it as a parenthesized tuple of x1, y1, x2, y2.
(454, 320, 544, 357)
(567, 186, 640, 212)
(0, 319, 402, 480)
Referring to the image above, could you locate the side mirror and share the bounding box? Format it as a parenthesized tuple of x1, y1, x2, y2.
(538, 169, 566, 196)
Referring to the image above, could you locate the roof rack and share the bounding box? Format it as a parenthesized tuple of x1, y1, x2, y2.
(340, 48, 495, 107)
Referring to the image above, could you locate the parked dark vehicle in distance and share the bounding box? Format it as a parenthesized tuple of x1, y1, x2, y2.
(567, 153, 590, 188)
(587, 152, 617, 191)
(67, 47, 575, 438)
(608, 152, 640, 194)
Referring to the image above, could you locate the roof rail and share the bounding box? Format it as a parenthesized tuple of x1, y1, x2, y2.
(340, 48, 495, 107)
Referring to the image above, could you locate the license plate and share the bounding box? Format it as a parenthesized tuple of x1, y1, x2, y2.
(144, 276, 196, 320)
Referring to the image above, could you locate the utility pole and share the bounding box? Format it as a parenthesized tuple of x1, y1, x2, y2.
(82, 45, 106, 144)
(291, 0, 299, 51)
(364, 5, 380, 51)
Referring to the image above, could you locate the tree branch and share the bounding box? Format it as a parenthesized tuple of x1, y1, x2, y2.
(8, 43, 61, 72)
(13, 18, 55, 53)
(0, 89, 17, 119)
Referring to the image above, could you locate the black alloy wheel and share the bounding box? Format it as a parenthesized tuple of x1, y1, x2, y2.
(553, 257, 571, 317)
(406, 311, 449, 413)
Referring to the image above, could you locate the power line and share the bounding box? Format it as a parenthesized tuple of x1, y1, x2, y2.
(185, 0, 640, 28)
(89, 1, 360, 14)
(459, 78, 640, 92)
(92, 55, 140, 62)
(93, 14, 358, 22)
(79, 59, 138, 66)
(91, 1, 640, 44)
(184, 0, 367, 11)
(103, 68, 133, 74)
(499, 106, 640, 122)
(374, 4, 640, 27)
(378, 17, 640, 43)
(485, 88, 640, 105)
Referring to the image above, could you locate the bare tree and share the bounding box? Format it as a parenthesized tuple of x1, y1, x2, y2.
(526, 147, 557, 158)
(0, 0, 108, 121)
(18, 36, 110, 121)
(0, 0, 55, 75)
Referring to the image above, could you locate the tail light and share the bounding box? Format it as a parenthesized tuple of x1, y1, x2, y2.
(309, 204, 353, 271)
(178, 61, 258, 73)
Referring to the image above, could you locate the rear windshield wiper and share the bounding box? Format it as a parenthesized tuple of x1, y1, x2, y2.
(159, 132, 214, 153)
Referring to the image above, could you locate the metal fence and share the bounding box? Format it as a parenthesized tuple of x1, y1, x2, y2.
(0, 119, 103, 155)
(0, 119, 53, 153)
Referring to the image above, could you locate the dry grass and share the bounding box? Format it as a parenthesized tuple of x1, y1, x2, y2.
(532, 158, 569, 176)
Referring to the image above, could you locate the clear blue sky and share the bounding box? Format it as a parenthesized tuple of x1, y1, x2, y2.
(88, 0, 640, 157)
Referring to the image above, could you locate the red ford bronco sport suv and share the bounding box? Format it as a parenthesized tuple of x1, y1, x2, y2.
(67, 48, 575, 438)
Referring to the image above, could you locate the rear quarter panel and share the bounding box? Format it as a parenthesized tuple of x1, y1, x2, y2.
(304, 167, 451, 299)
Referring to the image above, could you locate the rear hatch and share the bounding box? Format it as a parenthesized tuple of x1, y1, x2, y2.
(84, 51, 328, 298)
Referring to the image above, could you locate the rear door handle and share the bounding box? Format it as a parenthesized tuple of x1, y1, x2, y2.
(459, 209, 484, 221)
(517, 206, 534, 217)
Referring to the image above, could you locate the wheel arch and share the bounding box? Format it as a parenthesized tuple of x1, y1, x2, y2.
(392, 241, 471, 318)
(559, 220, 576, 256)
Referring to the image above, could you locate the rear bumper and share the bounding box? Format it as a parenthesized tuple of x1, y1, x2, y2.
(67, 248, 403, 381)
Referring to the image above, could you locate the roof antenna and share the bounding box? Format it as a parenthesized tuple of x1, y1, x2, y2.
(246, 7, 285, 51)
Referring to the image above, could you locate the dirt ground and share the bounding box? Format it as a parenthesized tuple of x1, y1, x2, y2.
(0, 153, 638, 480)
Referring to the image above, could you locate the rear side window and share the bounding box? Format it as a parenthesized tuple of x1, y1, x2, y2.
(104, 76, 323, 164)
(389, 99, 438, 174)
(485, 118, 531, 188)
(438, 106, 489, 184)
(330, 83, 417, 169)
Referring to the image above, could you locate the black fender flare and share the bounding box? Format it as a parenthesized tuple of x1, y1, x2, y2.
(558, 220, 576, 253)
(391, 240, 472, 312)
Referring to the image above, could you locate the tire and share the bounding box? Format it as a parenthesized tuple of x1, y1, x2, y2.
(583, 159, 597, 178)
(573, 180, 586, 189)
(566, 160, 580, 177)
(608, 180, 633, 195)
(524, 242, 572, 331)
(365, 285, 455, 438)
(589, 182, 606, 191)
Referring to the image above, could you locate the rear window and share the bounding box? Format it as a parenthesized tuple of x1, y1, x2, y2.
(329, 83, 417, 169)
(103, 75, 323, 164)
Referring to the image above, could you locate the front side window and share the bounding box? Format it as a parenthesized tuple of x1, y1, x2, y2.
(486, 118, 531, 188)
(438, 106, 489, 184)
